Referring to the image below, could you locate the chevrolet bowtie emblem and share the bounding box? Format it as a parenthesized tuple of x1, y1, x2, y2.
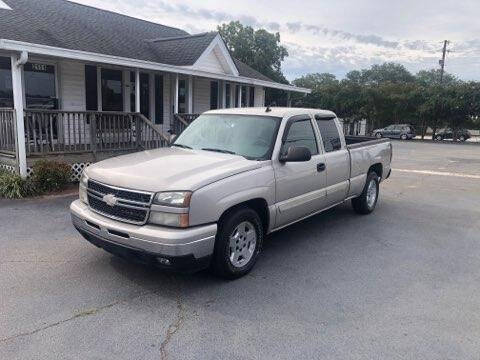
(103, 194, 118, 207)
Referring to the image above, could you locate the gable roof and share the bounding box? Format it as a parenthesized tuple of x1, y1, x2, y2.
(0, 0, 309, 93)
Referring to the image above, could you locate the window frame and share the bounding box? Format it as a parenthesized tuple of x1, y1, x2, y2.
(314, 114, 343, 153)
(280, 114, 319, 158)
(23, 60, 59, 109)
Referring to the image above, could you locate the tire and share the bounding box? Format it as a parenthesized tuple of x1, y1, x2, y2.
(352, 172, 380, 215)
(400, 134, 408, 140)
(435, 135, 443, 141)
(459, 135, 466, 142)
(212, 207, 263, 279)
(375, 132, 382, 139)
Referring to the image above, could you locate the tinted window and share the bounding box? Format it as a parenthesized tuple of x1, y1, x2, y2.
(210, 81, 218, 109)
(282, 118, 318, 155)
(316, 118, 341, 152)
(155, 75, 163, 124)
(0, 57, 13, 108)
(101, 68, 123, 111)
(24, 62, 56, 109)
(85, 65, 97, 111)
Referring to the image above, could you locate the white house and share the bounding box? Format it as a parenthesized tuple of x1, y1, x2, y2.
(0, 0, 310, 178)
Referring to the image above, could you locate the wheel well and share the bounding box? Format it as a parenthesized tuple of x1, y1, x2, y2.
(219, 198, 269, 233)
(369, 163, 383, 178)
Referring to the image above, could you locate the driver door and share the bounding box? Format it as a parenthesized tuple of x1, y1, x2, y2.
(273, 115, 327, 228)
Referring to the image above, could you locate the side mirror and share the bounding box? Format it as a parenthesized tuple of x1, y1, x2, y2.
(279, 146, 312, 163)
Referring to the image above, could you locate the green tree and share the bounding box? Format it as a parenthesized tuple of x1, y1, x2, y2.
(218, 21, 289, 105)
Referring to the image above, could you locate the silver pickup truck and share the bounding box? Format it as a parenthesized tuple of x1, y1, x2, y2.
(71, 108, 392, 278)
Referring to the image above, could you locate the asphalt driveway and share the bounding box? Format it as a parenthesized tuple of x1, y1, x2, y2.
(1, 141, 480, 360)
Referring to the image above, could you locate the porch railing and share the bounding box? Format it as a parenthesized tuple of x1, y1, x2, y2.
(0, 108, 16, 154)
(172, 113, 200, 135)
(23, 110, 168, 156)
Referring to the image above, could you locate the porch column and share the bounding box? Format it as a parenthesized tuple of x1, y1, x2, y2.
(135, 69, 140, 113)
(188, 75, 193, 113)
(237, 85, 242, 108)
(10, 54, 27, 177)
(173, 73, 179, 114)
(221, 81, 226, 108)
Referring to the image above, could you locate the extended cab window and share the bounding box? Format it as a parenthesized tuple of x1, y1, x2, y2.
(281, 118, 318, 155)
(316, 117, 342, 152)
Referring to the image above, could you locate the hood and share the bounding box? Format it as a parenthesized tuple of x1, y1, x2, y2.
(85, 147, 261, 192)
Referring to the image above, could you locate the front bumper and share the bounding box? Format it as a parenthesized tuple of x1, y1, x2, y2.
(70, 200, 216, 271)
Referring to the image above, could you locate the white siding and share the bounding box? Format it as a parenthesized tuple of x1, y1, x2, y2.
(193, 77, 211, 114)
(59, 60, 85, 111)
(254, 86, 265, 107)
(195, 49, 225, 74)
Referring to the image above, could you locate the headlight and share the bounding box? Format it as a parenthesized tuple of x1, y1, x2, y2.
(79, 172, 88, 204)
(153, 191, 192, 207)
(148, 212, 189, 228)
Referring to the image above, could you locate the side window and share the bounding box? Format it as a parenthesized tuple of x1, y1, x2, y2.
(282, 118, 318, 156)
(316, 117, 342, 152)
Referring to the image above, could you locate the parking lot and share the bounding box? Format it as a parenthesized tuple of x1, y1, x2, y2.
(1, 140, 480, 360)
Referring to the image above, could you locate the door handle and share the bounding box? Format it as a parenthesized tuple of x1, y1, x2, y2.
(317, 163, 326, 172)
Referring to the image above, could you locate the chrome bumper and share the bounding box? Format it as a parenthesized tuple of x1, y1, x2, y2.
(70, 200, 217, 259)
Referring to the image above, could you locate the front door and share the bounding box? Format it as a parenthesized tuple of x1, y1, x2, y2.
(273, 115, 327, 228)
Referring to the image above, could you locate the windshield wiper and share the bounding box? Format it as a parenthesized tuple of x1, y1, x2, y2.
(172, 143, 192, 149)
(201, 147, 237, 155)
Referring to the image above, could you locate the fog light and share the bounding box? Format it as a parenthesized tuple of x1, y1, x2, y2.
(157, 257, 171, 265)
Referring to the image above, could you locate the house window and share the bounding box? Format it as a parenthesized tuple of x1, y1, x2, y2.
(155, 74, 164, 124)
(241, 86, 247, 107)
(210, 81, 219, 110)
(0, 57, 13, 108)
(249, 86, 255, 107)
(235, 85, 240, 107)
(140, 73, 149, 118)
(24, 62, 57, 109)
(225, 83, 231, 108)
(85, 65, 98, 111)
(178, 79, 186, 113)
(130, 72, 136, 112)
(101, 68, 123, 111)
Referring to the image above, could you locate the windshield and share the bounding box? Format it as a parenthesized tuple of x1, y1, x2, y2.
(173, 114, 281, 160)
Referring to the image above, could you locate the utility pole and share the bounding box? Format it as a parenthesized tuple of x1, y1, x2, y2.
(439, 40, 450, 83)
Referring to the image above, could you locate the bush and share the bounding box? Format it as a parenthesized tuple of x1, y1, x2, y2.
(0, 170, 36, 199)
(31, 160, 71, 193)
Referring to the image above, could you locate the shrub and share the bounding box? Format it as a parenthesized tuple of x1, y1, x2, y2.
(31, 160, 71, 193)
(0, 170, 36, 199)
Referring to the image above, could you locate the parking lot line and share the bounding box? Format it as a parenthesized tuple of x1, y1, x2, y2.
(394, 168, 480, 179)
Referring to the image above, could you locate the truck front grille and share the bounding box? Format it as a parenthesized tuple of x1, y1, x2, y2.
(86, 180, 153, 225)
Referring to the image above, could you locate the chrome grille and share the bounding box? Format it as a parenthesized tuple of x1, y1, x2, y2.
(86, 180, 153, 224)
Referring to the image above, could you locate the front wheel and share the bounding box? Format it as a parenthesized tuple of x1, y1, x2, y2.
(352, 172, 379, 214)
(212, 207, 263, 279)
(400, 134, 408, 140)
(375, 132, 382, 139)
(435, 135, 443, 141)
(459, 135, 466, 142)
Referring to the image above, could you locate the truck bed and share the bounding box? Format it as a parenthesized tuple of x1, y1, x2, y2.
(345, 135, 390, 149)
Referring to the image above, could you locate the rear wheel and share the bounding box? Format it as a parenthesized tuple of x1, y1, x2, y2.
(212, 207, 263, 279)
(400, 134, 408, 140)
(459, 135, 466, 142)
(435, 134, 443, 141)
(352, 172, 379, 215)
(375, 132, 382, 139)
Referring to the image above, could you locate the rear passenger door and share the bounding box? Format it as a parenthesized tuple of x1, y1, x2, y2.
(273, 115, 327, 228)
(315, 115, 350, 206)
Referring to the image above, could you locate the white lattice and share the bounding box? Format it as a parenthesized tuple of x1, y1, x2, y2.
(71, 162, 91, 182)
(26, 162, 91, 182)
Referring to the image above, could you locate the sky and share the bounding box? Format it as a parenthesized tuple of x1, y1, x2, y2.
(71, 0, 480, 81)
